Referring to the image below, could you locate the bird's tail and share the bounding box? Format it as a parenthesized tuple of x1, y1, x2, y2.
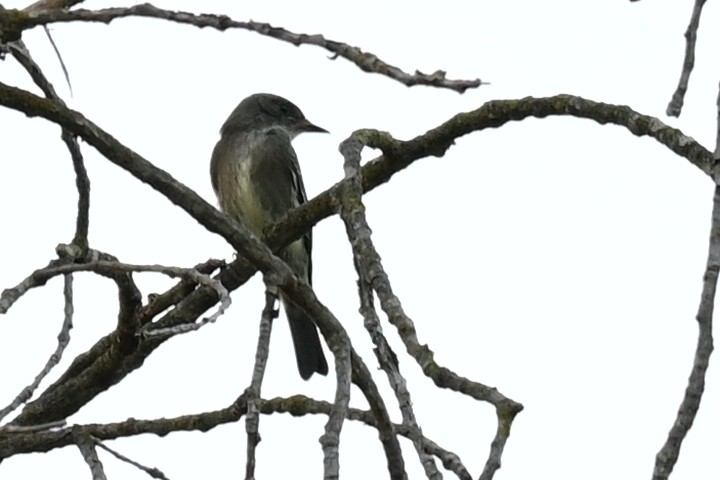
(282, 296, 329, 380)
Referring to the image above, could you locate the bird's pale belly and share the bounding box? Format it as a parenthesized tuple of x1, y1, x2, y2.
(217, 160, 269, 236)
(218, 157, 302, 240)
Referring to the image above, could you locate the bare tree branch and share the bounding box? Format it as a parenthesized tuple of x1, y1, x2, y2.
(338, 140, 442, 479)
(339, 131, 522, 480)
(652, 184, 718, 480)
(0, 274, 74, 422)
(58, 244, 145, 364)
(132, 264, 230, 337)
(93, 438, 171, 480)
(3, 259, 230, 339)
(65, 130, 88, 247)
(1, 393, 463, 480)
(8, 41, 88, 249)
(319, 339, 352, 480)
(2, 3, 482, 93)
(140, 259, 225, 319)
(243, 291, 275, 480)
(666, 0, 708, 117)
(76, 434, 106, 480)
(1, 256, 62, 314)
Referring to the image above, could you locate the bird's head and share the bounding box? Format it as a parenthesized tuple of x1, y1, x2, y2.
(221, 93, 327, 139)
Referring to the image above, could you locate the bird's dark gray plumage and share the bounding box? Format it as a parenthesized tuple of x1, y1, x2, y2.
(210, 93, 329, 380)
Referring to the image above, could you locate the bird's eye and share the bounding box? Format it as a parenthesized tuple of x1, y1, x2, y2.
(279, 104, 289, 114)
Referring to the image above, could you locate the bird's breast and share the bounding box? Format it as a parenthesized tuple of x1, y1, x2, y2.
(217, 154, 268, 235)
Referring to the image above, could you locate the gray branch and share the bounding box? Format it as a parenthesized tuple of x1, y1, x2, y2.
(339, 131, 522, 480)
(1, 3, 482, 93)
(652, 184, 718, 479)
(1, 393, 463, 480)
(243, 290, 276, 480)
(76, 434, 107, 480)
(94, 437, 171, 480)
(0, 274, 74, 422)
(666, 0, 708, 117)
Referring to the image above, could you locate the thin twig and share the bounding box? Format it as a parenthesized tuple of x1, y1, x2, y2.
(66, 130, 89, 248)
(93, 437, 171, 480)
(0, 274, 74, 423)
(244, 290, 276, 480)
(42, 25, 73, 95)
(1, 260, 229, 337)
(1, 257, 62, 314)
(9, 41, 88, 249)
(139, 259, 225, 321)
(666, 0, 708, 117)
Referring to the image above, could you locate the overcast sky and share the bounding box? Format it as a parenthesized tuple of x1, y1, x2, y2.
(0, 1, 718, 479)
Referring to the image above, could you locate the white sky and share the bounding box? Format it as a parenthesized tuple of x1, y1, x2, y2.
(0, 1, 718, 479)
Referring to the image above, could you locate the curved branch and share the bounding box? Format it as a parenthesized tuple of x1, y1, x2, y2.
(339, 131, 522, 480)
(338, 138, 442, 479)
(3, 4, 481, 93)
(0, 393, 466, 480)
(8, 42, 89, 249)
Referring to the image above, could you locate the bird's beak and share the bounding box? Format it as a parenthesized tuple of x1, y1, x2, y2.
(298, 119, 329, 134)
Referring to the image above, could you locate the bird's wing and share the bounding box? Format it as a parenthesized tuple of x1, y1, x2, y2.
(257, 128, 313, 285)
(286, 137, 313, 286)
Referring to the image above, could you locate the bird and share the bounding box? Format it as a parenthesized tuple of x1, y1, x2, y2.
(210, 93, 329, 380)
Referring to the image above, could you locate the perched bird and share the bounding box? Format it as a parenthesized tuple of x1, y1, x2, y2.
(210, 93, 329, 380)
